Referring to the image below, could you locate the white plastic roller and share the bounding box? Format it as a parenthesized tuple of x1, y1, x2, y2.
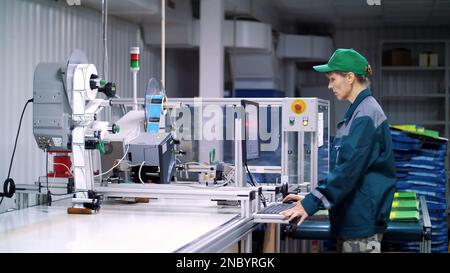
(73, 64, 98, 101)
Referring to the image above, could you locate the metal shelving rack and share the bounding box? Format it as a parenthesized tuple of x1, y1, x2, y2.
(379, 40, 449, 138)
(379, 39, 450, 214)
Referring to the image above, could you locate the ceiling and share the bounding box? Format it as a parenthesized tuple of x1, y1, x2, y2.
(81, 0, 450, 28)
(82, 0, 161, 24)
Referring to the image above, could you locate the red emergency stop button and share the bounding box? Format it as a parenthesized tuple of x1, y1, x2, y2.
(291, 99, 306, 114)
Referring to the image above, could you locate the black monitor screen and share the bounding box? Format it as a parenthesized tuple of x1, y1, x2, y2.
(241, 100, 260, 163)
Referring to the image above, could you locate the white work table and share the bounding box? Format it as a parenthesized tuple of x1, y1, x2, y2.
(0, 198, 250, 253)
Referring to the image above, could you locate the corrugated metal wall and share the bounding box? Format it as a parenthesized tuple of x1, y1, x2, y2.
(0, 0, 159, 212)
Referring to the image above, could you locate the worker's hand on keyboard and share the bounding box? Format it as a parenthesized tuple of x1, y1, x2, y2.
(282, 194, 304, 203)
(279, 202, 309, 225)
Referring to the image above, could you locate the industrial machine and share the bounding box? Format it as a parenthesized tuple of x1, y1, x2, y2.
(127, 132, 175, 184)
(13, 50, 330, 254)
(31, 49, 119, 213)
(28, 50, 189, 213)
(27, 52, 331, 211)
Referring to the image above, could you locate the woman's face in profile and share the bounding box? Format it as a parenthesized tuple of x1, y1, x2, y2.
(327, 72, 352, 101)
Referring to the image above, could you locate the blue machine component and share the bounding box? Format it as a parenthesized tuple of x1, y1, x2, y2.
(145, 94, 164, 133)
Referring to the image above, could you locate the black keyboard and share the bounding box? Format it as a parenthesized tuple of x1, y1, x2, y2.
(257, 202, 296, 214)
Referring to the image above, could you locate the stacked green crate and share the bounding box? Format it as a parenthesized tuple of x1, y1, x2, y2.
(389, 192, 419, 222)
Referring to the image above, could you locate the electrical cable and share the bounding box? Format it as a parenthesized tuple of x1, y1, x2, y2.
(46, 150, 52, 206)
(52, 163, 73, 176)
(44, 148, 80, 198)
(94, 134, 140, 178)
(48, 162, 73, 191)
(1, 98, 33, 206)
(245, 164, 257, 186)
(245, 163, 267, 207)
(138, 161, 145, 184)
(184, 161, 211, 168)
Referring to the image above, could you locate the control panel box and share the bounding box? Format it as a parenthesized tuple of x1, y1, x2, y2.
(282, 98, 319, 132)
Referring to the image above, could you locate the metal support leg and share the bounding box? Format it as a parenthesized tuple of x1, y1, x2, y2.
(240, 233, 252, 253)
(419, 196, 432, 253)
(245, 233, 252, 253)
(284, 234, 289, 253)
(275, 224, 281, 253)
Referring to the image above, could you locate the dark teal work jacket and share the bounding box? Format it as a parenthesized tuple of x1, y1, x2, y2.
(301, 88, 396, 239)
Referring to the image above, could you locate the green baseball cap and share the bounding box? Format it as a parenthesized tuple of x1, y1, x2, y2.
(313, 48, 370, 76)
